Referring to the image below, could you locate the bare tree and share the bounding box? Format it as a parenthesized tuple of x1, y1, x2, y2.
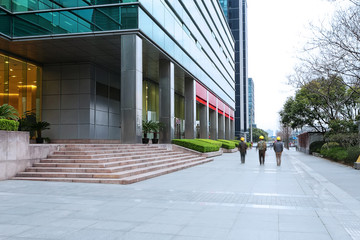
(290, 2, 360, 91)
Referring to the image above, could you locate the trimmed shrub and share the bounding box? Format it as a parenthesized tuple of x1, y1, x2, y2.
(321, 142, 340, 150)
(230, 140, 240, 147)
(0, 119, 19, 131)
(197, 139, 223, 147)
(345, 147, 360, 164)
(309, 141, 325, 153)
(320, 146, 347, 161)
(217, 139, 236, 149)
(172, 139, 220, 153)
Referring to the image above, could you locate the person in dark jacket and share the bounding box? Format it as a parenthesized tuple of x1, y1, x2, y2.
(256, 135, 267, 165)
(238, 137, 248, 164)
(273, 136, 284, 166)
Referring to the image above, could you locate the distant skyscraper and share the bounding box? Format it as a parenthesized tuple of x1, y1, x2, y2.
(220, 0, 249, 138)
(248, 77, 255, 128)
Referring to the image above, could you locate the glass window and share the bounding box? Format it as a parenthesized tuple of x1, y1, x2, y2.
(143, 80, 159, 122)
(0, 0, 11, 11)
(0, 9, 11, 36)
(0, 54, 41, 120)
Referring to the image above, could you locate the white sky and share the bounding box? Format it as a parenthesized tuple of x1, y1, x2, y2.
(247, 0, 348, 134)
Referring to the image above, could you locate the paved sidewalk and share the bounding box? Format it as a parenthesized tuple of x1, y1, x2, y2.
(0, 148, 360, 240)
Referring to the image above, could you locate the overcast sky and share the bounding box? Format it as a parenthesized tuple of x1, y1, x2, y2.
(247, 0, 349, 134)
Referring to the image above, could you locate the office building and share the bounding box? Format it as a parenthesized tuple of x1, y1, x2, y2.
(220, 0, 249, 138)
(0, 0, 236, 143)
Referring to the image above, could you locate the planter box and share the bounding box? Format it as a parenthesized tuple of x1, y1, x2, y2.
(0, 130, 62, 180)
(222, 148, 238, 153)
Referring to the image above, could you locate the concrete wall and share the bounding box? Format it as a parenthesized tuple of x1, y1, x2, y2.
(0, 130, 62, 180)
(42, 63, 121, 140)
(297, 132, 324, 154)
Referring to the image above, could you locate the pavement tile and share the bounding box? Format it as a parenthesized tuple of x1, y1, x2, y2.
(0, 149, 360, 240)
(279, 231, 332, 240)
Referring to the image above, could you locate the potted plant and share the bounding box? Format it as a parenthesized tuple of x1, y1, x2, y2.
(32, 121, 50, 143)
(151, 121, 164, 144)
(142, 120, 154, 144)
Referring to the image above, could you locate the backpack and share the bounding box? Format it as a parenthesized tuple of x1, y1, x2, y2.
(258, 141, 266, 151)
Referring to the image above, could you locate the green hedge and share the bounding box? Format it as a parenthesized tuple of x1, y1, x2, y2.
(0, 119, 19, 131)
(320, 146, 347, 162)
(217, 139, 236, 149)
(230, 140, 240, 147)
(345, 147, 360, 164)
(309, 141, 325, 153)
(197, 139, 223, 147)
(172, 139, 220, 153)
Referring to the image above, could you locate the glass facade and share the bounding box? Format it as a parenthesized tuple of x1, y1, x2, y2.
(138, 1, 235, 108)
(1, 0, 137, 12)
(220, 0, 248, 138)
(0, 53, 42, 120)
(0, 4, 138, 37)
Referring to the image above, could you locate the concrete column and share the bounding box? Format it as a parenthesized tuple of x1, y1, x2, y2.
(121, 35, 143, 143)
(210, 100, 218, 140)
(231, 119, 235, 140)
(185, 77, 196, 139)
(225, 116, 230, 140)
(199, 92, 209, 139)
(218, 113, 225, 139)
(159, 59, 174, 143)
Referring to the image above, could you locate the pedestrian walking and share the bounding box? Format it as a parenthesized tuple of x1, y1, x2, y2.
(256, 136, 267, 165)
(273, 136, 284, 166)
(238, 137, 248, 164)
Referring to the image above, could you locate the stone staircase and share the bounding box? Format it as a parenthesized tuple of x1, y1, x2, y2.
(13, 144, 213, 184)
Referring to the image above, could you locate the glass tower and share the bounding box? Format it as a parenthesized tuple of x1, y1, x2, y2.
(220, 0, 249, 139)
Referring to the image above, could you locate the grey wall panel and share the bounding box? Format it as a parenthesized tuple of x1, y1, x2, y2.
(60, 109, 78, 124)
(60, 125, 78, 139)
(42, 95, 60, 110)
(61, 95, 79, 109)
(95, 125, 109, 139)
(95, 110, 108, 126)
(43, 80, 60, 95)
(61, 79, 79, 94)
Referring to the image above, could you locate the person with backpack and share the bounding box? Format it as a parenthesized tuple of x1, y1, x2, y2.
(273, 136, 284, 166)
(256, 135, 267, 165)
(238, 137, 248, 164)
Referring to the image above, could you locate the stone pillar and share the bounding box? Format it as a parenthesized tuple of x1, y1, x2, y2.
(210, 109, 218, 140)
(199, 92, 209, 139)
(185, 77, 196, 139)
(159, 59, 175, 143)
(121, 35, 143, 143)
(225, 116, 230, 140)
(231, 119, 235, 140)
(218, 113, 225, 139)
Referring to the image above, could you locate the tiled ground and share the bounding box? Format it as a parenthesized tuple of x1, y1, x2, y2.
(0, 147, 360, 239)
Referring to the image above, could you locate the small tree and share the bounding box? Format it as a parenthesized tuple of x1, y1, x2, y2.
(0, 104, 19, 120)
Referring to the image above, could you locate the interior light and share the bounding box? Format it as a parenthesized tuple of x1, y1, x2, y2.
(10, 69, 13, 71)
(5, 61, 8, 64)
(11, 75, 16, 78)
(18, 81, 23, 84)
(0, 93, 19, 96)
(28, 68, 31, 70)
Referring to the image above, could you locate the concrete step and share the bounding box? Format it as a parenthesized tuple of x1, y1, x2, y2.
(26, 155, 199, 173)
(41, 151, 187, 163)
(16, 157, 207, 179)
(47, 150, 175, 159)
(13, 158, 213, 184)
(53, 148, 168, 155)
(33, 153, 193, 168)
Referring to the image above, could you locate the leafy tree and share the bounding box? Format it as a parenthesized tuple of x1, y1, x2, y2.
(280, 76, 360, 132)
(0, 104, 19, 120)
(252, 128, 268, 142)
